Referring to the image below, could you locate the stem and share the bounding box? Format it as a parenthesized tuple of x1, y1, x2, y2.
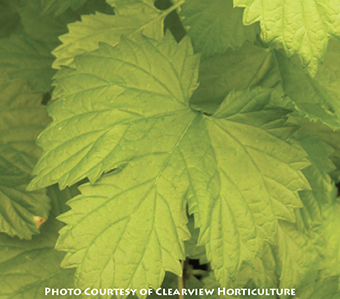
(162, 0, 185, 17)
(178, 260, 185, 299)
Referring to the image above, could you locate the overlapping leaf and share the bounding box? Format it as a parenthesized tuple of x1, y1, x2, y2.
(0, 0, 85, 94)
(52, 0, 184, 69)
(0, 185, 79, 299)
(194, 41, 340, 130)
(234, 0, 340, 76)
(318, 201, 340, 281)
(185, 217, 207, 263)
(295, 276, 340, 299)
(292, 122, 337, 228)
(181, 0, 259, 58)
(189, 44, 275, 114)
(201, 245, 277, 299)
(275, 50, 340, 129)
(12, 0, 79, 45)
(274, 221, 320, 293)
(38, 0, 87, 16)
(0, 35, 56, 93)
(0, 75, 51, 239)
(0, 0, 22, 38)
(184, 89, 310, 284)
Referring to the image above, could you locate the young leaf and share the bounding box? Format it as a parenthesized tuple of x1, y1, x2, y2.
(0, 75, 51, 239)
(233, 0, 340, 76)
(0, 185, 79, 299)
(181, 0, 259, 58)
(52, 0, 184, 69)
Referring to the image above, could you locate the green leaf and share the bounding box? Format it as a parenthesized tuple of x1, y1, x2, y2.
(293, 125, 337, 229)
(29, 32, 200, 190)
(295, 276, 340, 299)
(184, 89, 310, 284)
(189, 44, 276, 114)
(38, 0, 87, 16)
(0, 75, 51, 239)
(31, 32, 311, 292)
(12, 0, 79, 46)
(52, 0, 184, 69)
(318, 201, 340, 280)
(57, 161, 191, 294)
(275, 50, 340, 129)
(76, 0, 114, 15)
(288, 117, 340, 183)
(181, 0, 259, 58)
(233, 0, 340, 76)
(0, 0, 22, 38)
(0, 35, 56, 93)
(34, 32, 197, 294)
(274, 221, 320, 293)
(0, 184, 79, 299)
(201, 246, 277, 299)
(185, 216, 207, 263)
(315, 37, 340, 115)
(273, 121, 338, 292)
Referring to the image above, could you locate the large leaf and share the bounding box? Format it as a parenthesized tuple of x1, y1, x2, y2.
(29, 33, 311, 293)
(35, 32, 198, 295)
(184, 89, 309, 284)
(233, 0, 340, 76)
(0, 75, 50, 239)
(52, 0, 184, 69)
(0, 185, 79, 299)
(181, 0, 259, 58)
(29, 32, 200, 190)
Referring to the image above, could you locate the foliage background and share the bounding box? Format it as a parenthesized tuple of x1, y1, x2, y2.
(0, 0, 340, 298)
